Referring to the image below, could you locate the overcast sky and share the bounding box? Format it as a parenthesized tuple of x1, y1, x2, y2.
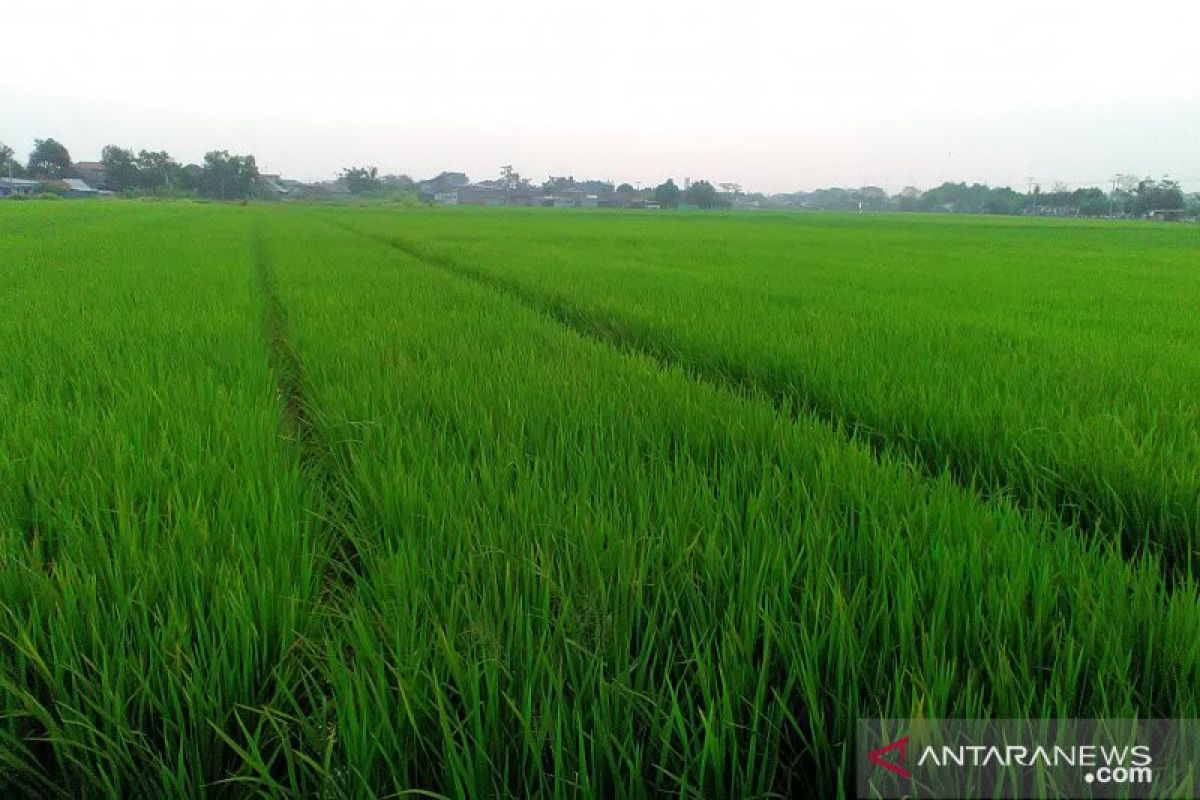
(4, 0, 1198, 193)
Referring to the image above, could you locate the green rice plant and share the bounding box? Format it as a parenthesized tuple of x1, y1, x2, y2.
(0, 203, 326, 797)
(324, 207, 1200, 573)
(3, 200, 1198, 799)
(254, 207, 1200, 798)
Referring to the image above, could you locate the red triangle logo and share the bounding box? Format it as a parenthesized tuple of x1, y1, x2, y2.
(868, 736, 911, 779)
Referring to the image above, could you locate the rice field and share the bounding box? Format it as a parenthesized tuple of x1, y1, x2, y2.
(1, 201, 1198, 798)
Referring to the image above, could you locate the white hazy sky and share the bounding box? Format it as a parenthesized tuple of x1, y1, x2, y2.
(3, 0, 1198, 193)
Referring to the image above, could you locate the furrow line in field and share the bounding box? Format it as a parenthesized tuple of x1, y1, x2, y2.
(254, 226, 366, 590)
(326, 215, 1200, 582)
(317, 218, 1194, 580)
(315, 218, 1027, 508)
(250, 224, 371, 788)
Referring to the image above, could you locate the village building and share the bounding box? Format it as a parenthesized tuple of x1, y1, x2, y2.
(0, 178, 39, 197)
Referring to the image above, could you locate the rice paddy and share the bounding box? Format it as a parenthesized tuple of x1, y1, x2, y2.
(1, 201, 1198, 798)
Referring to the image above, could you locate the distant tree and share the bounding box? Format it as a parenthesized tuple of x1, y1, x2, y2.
(896, 186, 921, 212)
(340, 166, 382, 194)
(200, 150, 258, 200)
(499, 164, 531, 191)
(918, 182, 999, 214)
(500, 164, 518, 189)
(683, 179, 724, 209)
(1117, 174, 1140, 193)
(541, 175, 576, 193)
(178, 164, 203, 191)
(805, 187, 857, 210)
(1073, 187, 1109, 217)
(382, 174, 418, 192)
(1109, 189, 1135, 217)
(27, 138, 71, 178)
(1186, 193, 1200, 219)
(1133, 177, 1184, 214)
(982, 186, 1025, 215)
(0, 142, 21, 177)
(858, 186, 888, 211)
(653, 179, 681, 208)
(101, 145, 140, 192)
(616, 182, 635, 194)
(135, 150, 180, 191)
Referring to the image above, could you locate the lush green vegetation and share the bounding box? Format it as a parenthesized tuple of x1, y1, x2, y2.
(327, 207, 1200, 573)
(0, 204, 325, 795)
(2, 202, 1198, 798)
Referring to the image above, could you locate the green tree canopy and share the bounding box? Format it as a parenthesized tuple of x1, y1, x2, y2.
(200, 150, 258, 200)
(683, 180, 724, 209)
(653, 179, 681, 208)
(541, 175, 576, 193)
(101, 145, 140, 192)
(0, 142, 22, 177)
(1133, 178, 1184, 214)
(136, 150, 180, 191)
(340, 166, 382, 195)
(27, 138, 71, 178)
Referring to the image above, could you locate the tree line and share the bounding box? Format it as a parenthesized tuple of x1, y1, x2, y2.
(891, 180, 1187, 217)
(335, 166, 732, 209)
(452, 170, 1193, 216)
(3, 137, 1194, 216)
(0, 137, 260, 200)
(744, 179, 1191, 217)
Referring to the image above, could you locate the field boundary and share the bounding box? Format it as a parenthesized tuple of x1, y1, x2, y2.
(248, 221, 369, 792)
(253, 226, 364, 580)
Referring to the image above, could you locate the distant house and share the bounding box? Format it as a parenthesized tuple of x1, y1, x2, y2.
(309, 181, 352, 197)
(61, 178, 100, 197)
(0, 178, 39, 197)
(1147, 209, 1184, 222)
(538, 189, 600, 209)
(72, 161, 107, 189)
(597, 191, 653, 209)
(421, 172, 470, 195)
(577, 180, 614, 195)
(505, 191, 539, 207)
(257, 174, 290, 198)
(279, 179, 311, 197)
(433, 191, 459, 205)
(456, 184, 508, 205)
